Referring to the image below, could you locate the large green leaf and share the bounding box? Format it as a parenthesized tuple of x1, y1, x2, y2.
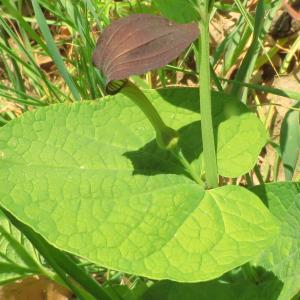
(0, 89, 277, 281)
(252, 182, 300, 300)
(153, 0, 198, 23)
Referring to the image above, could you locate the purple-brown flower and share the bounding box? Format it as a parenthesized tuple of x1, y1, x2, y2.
(93, 14, 199, 94)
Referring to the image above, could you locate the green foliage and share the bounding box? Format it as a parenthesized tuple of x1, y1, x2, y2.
(252, 182, 300, 300)
(31, 0, 81, 101)
(0, 211, 43, 284)
(280, 105, 300, 180)
(150, 89, 267, 178)
(142, 274, 282, 300)
(0, 0, 106, 109)
(153, 0, 198, 23)
(0, 89, 278, 282)
(105, 279, 148, 300)
(4, 210, 110, 300)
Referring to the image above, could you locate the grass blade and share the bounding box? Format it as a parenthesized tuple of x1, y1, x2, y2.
(230, 0, 265, 102)
(31, 0, 81, 101)
(280, 34, 300, 74)
(0, 225, 43, 273)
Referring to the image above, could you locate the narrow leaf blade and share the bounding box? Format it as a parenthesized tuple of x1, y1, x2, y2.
(31, 0, 81, 101)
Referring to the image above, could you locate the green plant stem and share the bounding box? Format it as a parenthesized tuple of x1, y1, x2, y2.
(171, 150, 204, 187)
(198, 12, 218, 188)
(121, 80, 178, 150)
(245, 173, 254, 187)
(210, 64, 224, 92)
(280, 34, 300, 74)
(254, 165, 264, 185)
(253, 94, 265, 123)
(121, 81, 166, 131)
(264, 103, 275, 131)
(273, 152, 280, 181)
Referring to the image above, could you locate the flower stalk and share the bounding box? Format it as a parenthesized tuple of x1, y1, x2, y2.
(120, 80, 204, 186)
(121, 81, 179, 151)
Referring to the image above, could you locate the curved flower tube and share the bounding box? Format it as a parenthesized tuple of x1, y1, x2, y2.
(121, 80, 179, 150)
(93, 13, 199, 92)
(92, 14, 199, 150)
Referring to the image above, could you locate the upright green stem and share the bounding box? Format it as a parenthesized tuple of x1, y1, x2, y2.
(198, 7, 218, 188)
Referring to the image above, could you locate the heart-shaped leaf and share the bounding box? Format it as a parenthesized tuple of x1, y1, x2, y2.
(0, 90, 278, 281)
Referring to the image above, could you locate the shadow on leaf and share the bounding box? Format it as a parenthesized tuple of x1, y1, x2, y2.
(124, 89, 250, 180)
(123, 121, 205, 181)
